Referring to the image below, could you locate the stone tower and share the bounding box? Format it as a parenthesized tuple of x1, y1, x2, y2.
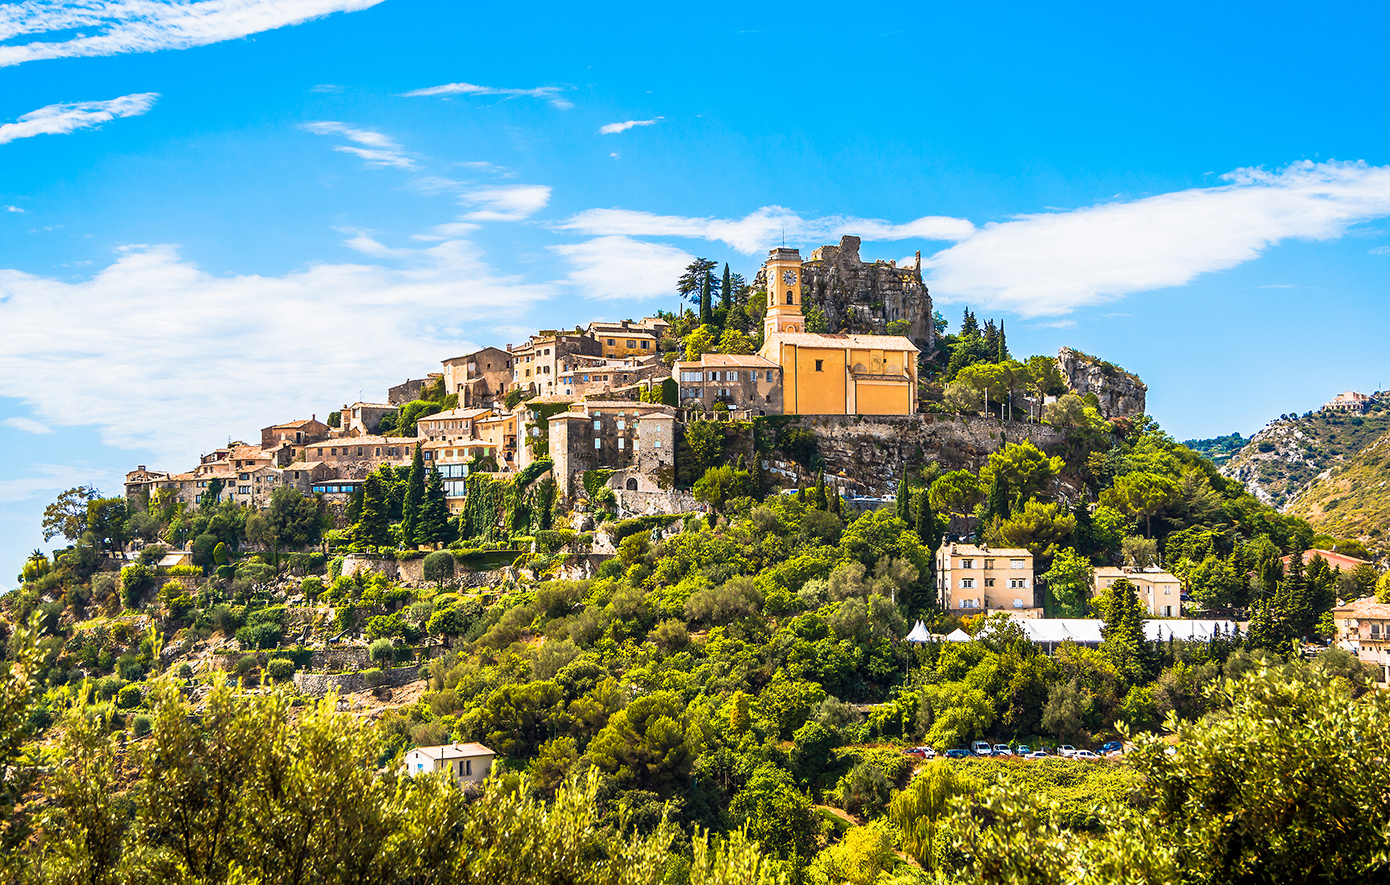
(762, 247, 806, 338)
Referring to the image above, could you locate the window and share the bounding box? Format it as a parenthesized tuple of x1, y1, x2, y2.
(814, 360, 823, 372)
(608, 339, 616, 346)
(1009, 578, 1027, 589)
(653, 439, 662, 449)
(786, 291, 794, 304)
(465, 759, 472, 777)
(960, 599, 977, 608)
(985, 578, 995, 587)
(984, 559, 995, 570)
(594, 438, 602, 449)
(960, 578, 975, 589)
(627, 340, 636, 348)
(641, 340, 650, 348)
(766, 371, 774, 381)
(1013, 599, 1026, 608)
(1010, 559, 1025, 569)
(593, 420, 601, 430)
(961, 559, 974, 569)
(617, 438, 625, 450)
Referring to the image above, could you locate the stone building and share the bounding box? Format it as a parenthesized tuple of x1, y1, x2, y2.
(558, 354, 668, 399)
(673, 353, 783, 414)
(1324, 391, 1375, 413)
(936, 543, 1038, 615)
(441, 347, 513, 408)
(1334, 598, 1390, 682)
(416, 407, 493, 444)
(586, 320, 659, 358)
(548, 401, 676, 499)
(387, 374, 443, 405)
(342, 401, 400, 436)
(260, 416, 330, 450)
(509, 332, 602, 398)
(796, 235, 935, 348)
(301, 436, 412, 475)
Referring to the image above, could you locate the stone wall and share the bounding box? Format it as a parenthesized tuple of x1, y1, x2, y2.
(339, 554, 516, 588)
(1055, 348, 1147, 418)
(768, 414, 1069, 496)
(293, 663, 424, 697)
(793, 235, 935, 348)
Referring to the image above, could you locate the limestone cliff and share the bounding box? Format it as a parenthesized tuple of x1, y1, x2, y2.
(777, 235, 935, 348)
(1056, 348, 1147, 418)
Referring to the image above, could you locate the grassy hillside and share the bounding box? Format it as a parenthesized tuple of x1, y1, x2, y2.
(1288, 431, 1390, 546)
(1218, 399, 1390, 509)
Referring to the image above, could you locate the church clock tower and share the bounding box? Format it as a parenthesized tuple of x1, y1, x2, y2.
(763, 247, 806, 338)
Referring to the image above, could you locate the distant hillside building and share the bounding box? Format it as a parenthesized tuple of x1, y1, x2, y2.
(1324, 391, 1374, 413)
(758, 246, 919, 415)
(260, 416, 330, 450)
(674, 352, 783, 413)
(1094, 566, 1182, 618)
(1280, 547, 1372, 573)
(387, 373, 443, 405)
(936, 543, 1038, 616)
(1333, 599, 1390, 682)
(509, 332, 602, 398)
(441, 347, 513, 408)
(586, 320, 659, 358)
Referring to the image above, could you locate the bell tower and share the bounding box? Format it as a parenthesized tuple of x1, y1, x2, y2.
(763, 247, 805, 339)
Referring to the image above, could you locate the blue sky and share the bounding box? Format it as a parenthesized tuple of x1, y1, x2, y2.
(2, 0, 1389, 585)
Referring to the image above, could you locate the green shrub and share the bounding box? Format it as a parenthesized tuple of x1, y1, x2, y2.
(116, 684, 143, 710)
(115, 653, 145, 682)
(166, 564, 203, 577)
(131, 713, 152, 737)
(328, 556, 346, 579)
(362, 667, 386, 687)
(235, 622, 283, 650)
(174, 663, 194, 680)
(234, 655, 259, 677)
(120, 563, 154, 608)
(369, 638, 394, 665)
(422, 550, 455, 584)
(265, 658, 296, 683)
(301, 576, 324, 600)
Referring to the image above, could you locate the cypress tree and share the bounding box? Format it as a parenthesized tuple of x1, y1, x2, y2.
(985, 473, 1011, 522)
(721, 263, 732, 311)
(1101, 578, 1146, 683)
(700, 272, 712, 324)
(418, 468, 451, 547)
(354, 472, 391, 548)
(996, 320, 1009, 362)
(982, 320, 998, 361)
(960, 309, 979, 338)
(346, 484, 364, 525)
(401, 444, 426, 546)
(896, 476, 911, 524)
(912, 489, 943, 551)
(828, 485, 841, 518)
(1070, 502, 1094, 556)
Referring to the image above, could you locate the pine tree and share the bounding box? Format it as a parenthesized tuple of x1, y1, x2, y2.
(721, 263, 732, 311)
(960, 309, 979, 338)
(418, 468, 451, 547)
(996, 320, 1009, 362)
(985, 472, 1011, 522)
(401, 444, 425, 546)
(354, 472, 390, 548)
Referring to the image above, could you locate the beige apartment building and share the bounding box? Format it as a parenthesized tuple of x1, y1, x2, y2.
(1333, 598, 1390, 682)
(935, 544, 1037, 615)
(1094, 567, 1182, 617)
(401, 742, 495, 786)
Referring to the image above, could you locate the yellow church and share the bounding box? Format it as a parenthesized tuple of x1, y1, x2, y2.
(758, 247, 919, 415)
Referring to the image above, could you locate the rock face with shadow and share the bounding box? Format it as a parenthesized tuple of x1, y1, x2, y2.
(1056, 347, 1147, 418)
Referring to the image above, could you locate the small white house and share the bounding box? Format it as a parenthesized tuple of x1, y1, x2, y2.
(402, 742, 495, 786)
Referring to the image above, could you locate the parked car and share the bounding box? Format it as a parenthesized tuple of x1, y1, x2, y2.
(970, 741, 993, 756)
(944, 748, 971, 759)
(904, 746, 937, 759)
(1098, 741, 1124, 756)
(1025, 750, 1050, 759)
(992, 744, 1013, 756)
(1073, 749, 1101, 760)
(1015, 744, 1032, 756)
(1058, 745, 1078, 758)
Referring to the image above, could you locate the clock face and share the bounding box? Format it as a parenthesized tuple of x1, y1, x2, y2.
(781, 269, 797, 285)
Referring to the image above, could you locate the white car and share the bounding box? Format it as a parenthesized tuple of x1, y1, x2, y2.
(992, 744, 1013, 757)
(1072, 749, 1101, 760)
(1058, 745, 1078, 758)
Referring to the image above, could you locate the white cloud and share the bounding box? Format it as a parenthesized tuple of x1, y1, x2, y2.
(0, 464, 109, 505)
(557, 205, 976, 254)
(1370, 245, 1390, 256)
(402, 81, 573, 109)
(0, 93, 158, 145)
(4, 205, 22, 213)
(1, 416, 52, 434)
(551, 236, 694, 300)
(0, 0, 385, 67)
(459, 185, 551, 222)
(923, 160, 1390, 316)
(0, 236, 551, 466)
(303, 121, 413, 169)
(600, 117, 662, 135)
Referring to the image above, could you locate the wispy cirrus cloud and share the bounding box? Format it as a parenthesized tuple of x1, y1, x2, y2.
(600, 117, 662, 135)
(557, 205, 976, 254)
(402, 81, 573, 109)
(303, 121, 413, 169)
(0, 93, 158, 145)
(0, 0, 385, 67)
(458, 184, 551, 222)
(923, 160, 1390, 316)
(0, 235, 551, 463)
(551, 236, 693, 300)
(1, 416, 52, 434)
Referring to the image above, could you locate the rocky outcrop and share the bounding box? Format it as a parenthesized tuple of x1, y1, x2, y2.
(772, 235, 935, 348)
(1056, 348, 1146, 418)
(766, 414, 1070, 498)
